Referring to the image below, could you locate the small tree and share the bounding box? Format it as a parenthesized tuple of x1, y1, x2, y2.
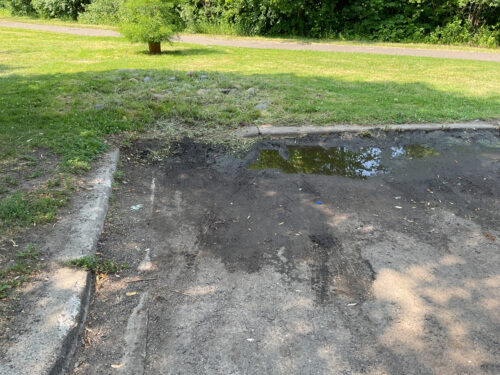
(120, 0, 179, 54)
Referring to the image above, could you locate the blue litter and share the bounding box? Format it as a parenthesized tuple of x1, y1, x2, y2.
(317, 201, 322, 205)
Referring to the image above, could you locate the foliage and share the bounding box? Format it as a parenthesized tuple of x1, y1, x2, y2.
(31, 0, 90, 19)
(4, 0, 499, 46)
(177, 0, 500, 46)
(66, 255, 129, 274)
(0, 244, 40, 299)
(8, 0, 35, 15)
(0, 190, 67, 230)
(79, 0, 123, 24)
(119, 0, 180, 43)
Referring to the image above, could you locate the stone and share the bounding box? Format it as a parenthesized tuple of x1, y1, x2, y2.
(129, 78, 139, 83)
(152, 94, 167, 100)
(186, 71, 194, 77)
(93, 104, 105, 110)
(143, 76, 151, 83)
(220, 88, 232, 94)
(247, 87, 256, 95)
(197, 89, 209, 95)
(255, 102, 269, 111)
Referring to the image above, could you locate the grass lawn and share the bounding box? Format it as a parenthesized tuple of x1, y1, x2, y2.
(0, 26, 499, 232)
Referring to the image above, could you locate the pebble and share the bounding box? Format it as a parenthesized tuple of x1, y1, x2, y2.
(255, 102, 269, 110)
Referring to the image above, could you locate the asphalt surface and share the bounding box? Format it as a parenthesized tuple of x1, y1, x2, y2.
(1, 21, 500, 61)
(71, 130, 499, 375)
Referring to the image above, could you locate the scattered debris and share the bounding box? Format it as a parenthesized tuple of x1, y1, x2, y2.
(130, 204, 143, 211)
(126, 278, 157, 283)
(483, 232, 495, 242)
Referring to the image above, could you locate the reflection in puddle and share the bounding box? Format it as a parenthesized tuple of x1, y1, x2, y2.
(392, 144, 440, 159)
(249, 146, 385, 178)
(250, 144, 440, 178)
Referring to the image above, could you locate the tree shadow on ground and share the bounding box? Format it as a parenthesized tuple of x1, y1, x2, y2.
(135, 47, 226, 56)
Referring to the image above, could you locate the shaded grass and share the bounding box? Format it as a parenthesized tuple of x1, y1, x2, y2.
(0, 190, 67, 231)
(0, 244, 41, 299)
(66, 255, 129, 274)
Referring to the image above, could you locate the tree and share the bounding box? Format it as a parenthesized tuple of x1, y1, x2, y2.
(120, 0, 179, 54)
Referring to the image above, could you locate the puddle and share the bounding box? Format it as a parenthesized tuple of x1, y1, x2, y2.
(250, 146, 385, 178)
(250, 144, 440, 178)
(391, 144, 440, 159)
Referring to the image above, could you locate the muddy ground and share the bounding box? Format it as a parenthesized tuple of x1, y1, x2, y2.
(71, 130, 499, 375)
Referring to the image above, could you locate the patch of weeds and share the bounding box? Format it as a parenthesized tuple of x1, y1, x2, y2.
(149, 147, 171, 161)
(65, 158, 91, 174)
(21, 156, 38, 167)
(28, 169, 44, 179)
(0, 190, 68, 231)
(46, 178, 62, 188)
(113, 170, 125, 182)
(4, 176, 18, 187)
(15, 244, 41, 260)
(0, 244, 41, 299)
(66, 255, 129, 274)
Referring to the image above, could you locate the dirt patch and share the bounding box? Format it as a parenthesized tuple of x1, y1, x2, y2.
(0, 148, 60, 197)
(71, 130, 499, 374)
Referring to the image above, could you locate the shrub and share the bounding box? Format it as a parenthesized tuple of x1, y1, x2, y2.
(9, 0, 35, 15)
(32, 0, 90, 19)
(427, 18, 499, 47)
(79, 0, 123, 25)
(120, 0, 181, 52)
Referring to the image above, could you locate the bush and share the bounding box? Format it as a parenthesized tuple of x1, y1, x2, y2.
(9, 0, 35, 15)
(79, 0, 123, 25)
(119, 0, 180, 43)
(427, 18, 499, 47)
(32, 0, 90, 19)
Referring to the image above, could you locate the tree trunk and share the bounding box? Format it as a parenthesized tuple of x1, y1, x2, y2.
(148, 42, 161, 54)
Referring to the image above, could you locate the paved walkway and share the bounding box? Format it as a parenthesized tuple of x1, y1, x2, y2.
(1, 20, 500, 62)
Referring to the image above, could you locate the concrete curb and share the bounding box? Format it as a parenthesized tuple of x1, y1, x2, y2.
(0, 149, 119, 375)
(234, 120, 499, 138)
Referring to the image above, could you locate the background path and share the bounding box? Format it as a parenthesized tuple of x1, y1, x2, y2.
(1, 20, 500, 62)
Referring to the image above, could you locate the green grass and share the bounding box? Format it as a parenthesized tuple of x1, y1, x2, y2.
(66, 255, 129, 274)
(0, 190, 67, 231)
(0, 26, 499, 234)
(0, 244, 41, 299)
